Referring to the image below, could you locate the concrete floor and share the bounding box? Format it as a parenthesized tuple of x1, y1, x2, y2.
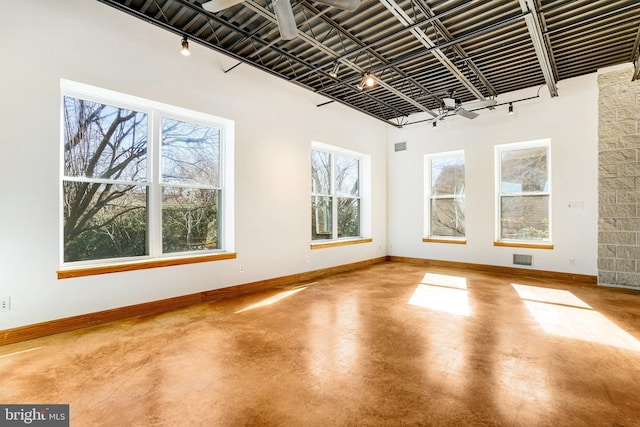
(2, 262, 640, 426)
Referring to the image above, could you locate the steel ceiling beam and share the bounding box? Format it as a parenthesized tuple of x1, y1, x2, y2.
(293, 0, 476, 82)
(319, 13, 527, 93)
(242, 0, 440, 118)
(378, 0, 487, 100)
(518, 0, 558, 96)
(414, 0, 497, 97)
(298, 1, 444, 114)
(100, 0, 409, 123)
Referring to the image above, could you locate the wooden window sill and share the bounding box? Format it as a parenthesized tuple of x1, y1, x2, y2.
(493, 241, 554, 250)
(57, 252, 237, 279)
(310, 238, 372, 250)
(422, 238, 467, 245)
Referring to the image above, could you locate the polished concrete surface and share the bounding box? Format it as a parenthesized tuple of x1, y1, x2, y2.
(2, 262, 640, 426)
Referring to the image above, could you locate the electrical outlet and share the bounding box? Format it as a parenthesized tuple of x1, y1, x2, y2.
(569, 258, 576, 265)
(305, 255, 310, 263)
(239, 264, 244, 273)
(0, 297, 10, 312)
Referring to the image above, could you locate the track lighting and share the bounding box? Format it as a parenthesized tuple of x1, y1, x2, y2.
(508, 102, 514, 114)
(329, 61, 339, 78)
(356, 73, 376, 90)
(432, 121, 437, 128)
(181, 36, 191, 56)
(364, 74, 375, 87)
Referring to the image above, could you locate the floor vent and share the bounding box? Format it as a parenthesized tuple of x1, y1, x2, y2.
(513, 254, 533, 266)
(394, 142, 407, 152)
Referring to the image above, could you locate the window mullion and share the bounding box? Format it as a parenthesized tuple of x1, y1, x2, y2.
(331, 152, 338, 239)
(148, 111, 162, 257)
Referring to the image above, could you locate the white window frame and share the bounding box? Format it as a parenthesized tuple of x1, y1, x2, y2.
(424, 150, 466, 241)
(311, 141, 371, 243)
(495, 139, 551, 244)
(59, 79, 234, 268)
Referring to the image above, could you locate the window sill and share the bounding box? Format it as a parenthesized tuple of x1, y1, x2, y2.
(57, 252, 237, 279)
(310, 238, 372, 250)
(422, 238, 467, 245)
(494, 241, 553, 250)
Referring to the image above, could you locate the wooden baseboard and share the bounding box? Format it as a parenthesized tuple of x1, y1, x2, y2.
(0, 257, 386, 347)
(386, 256, 597, 285)
(1, 255, 597, 346)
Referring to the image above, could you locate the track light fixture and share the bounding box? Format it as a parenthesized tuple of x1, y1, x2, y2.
(356, 73, 376, 90)
(364, 73, 375, 87)
(181, 36, 191, 56)
(329, 61, 339, 78)
(508, 102, 514, 114)
(432, 121, 437, 128)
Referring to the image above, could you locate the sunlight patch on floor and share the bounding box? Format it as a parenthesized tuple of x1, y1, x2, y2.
(512, 283, 640, 352)
(421, 273, 468, 290)
(235, 287, 306, 313)
(409, 283, 471, 316)
(512, 284, 591, 309)
(0, 347, 43, 359)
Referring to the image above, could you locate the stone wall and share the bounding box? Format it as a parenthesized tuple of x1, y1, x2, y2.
(598, 67, 640, 288)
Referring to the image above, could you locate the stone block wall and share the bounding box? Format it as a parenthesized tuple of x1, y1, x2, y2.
(598, 67, 640, 288)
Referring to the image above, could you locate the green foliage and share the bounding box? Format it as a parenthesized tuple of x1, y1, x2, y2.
(64, 207, 147, 262)
(162, 202, 218, 253)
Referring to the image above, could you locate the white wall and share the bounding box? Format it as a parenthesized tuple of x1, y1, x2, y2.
(0, 0, 387, 329)
(387, 75, 599, 276)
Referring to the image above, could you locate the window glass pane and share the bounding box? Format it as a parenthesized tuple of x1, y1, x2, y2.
(430, 197, 465, 237)
(431, 155, 464, 196)
(63, 97, 148, 181)
(311, 150, 331, 195)
(312, 196, 333, 240)
(336, 155, 359, 197)
(161, 118, 220, 187)
(63, 182, 147, 262)
(162, 187, 220, 253)
(337, 197, 360, 238)
(500, 195, 549, 240)
(501, 147, 548, 193)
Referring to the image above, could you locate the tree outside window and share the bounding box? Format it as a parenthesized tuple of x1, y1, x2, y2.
(311, 147, 361, 241)
(62, 94, 225, 264)
(426, 151, 465, 239)
(497, 141, 550, 241)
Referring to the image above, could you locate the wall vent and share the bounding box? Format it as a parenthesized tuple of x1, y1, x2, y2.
(394, 142, 407, 152)
(513, 254, 533, 266)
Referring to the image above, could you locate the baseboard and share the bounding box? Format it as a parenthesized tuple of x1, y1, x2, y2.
(0, 257, 386, 347)
(386, 256, 598, 285)
(1, 255, 597, 346)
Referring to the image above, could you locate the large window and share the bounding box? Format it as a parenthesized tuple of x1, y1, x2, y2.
(61, 81, 233, 266)
(311, 144, 364, 241)
(496, 140, 551, 243)
(425, 151, 465, 240)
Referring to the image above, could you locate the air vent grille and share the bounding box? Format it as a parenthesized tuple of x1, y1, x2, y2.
(394, 142, 407, 152)
(513, 254, 533, 266)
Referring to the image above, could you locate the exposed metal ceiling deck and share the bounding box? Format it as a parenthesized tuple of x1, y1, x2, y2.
(99, 0, 640, 126)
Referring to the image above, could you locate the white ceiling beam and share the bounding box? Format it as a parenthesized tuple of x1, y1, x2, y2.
(243, 0, 440, 117)
(378, 0, 487, 101)
(519, 0, 558, 97)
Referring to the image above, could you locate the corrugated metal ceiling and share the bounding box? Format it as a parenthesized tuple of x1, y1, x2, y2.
(98, 0, 640, 126)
